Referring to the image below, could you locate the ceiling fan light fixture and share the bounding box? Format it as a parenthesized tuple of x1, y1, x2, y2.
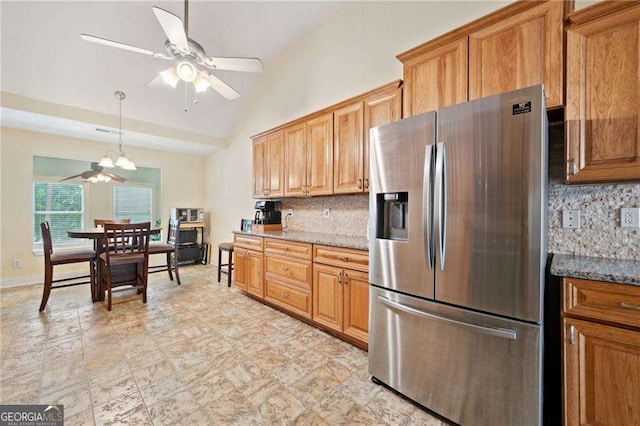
(103, 175, 112, 183)
(98, 155, 115, 168)
(115, 154, 130, 168)
(193, 74, 210, 93)
(160, 68, 179, 88)
(176, 61, 197, 82)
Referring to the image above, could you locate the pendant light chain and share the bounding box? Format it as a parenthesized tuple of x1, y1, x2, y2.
(118, 92, 123, 154)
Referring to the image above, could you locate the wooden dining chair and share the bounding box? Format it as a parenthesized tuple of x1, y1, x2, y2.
(94, 218, 131, 227)
(149, 218, 181, 285)
(39, 222, 96, 312)
(99, 222, 151, 311)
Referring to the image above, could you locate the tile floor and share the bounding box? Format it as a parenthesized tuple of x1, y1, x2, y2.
(0, 265, 447, 425)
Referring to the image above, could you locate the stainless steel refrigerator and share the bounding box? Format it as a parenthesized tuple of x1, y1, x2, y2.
(368, 85, 547, 426)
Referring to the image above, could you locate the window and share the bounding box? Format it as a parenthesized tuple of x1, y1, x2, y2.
(33, 180, 84, 247)
(112, 184, 153, 223)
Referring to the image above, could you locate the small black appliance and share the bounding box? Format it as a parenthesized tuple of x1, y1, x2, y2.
(254, 201, 281, 224)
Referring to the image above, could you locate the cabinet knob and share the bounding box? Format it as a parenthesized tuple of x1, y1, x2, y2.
(280, 264, 288, 271)
(364, 178, 369, 189)
(338, 255, 349, 262)
(282, 292, 289, 298)
(337, 272, 343, 284)
(343, 272, 348, 283)
(357, 178, 363, 189)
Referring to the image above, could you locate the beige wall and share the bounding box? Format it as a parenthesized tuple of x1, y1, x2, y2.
(0, 127, 206, 286)
(205, 1, 510, 251)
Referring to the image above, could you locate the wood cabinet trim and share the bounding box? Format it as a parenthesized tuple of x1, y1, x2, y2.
(567, 0, 637, 25)
(396, 1, 555, 63)
(250, 80, 402, 140)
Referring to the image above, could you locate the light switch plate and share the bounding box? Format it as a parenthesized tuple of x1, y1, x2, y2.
(562, 210, 580, 229)
(620, 208, 640, 228)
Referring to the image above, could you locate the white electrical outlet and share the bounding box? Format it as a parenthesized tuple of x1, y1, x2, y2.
(12, 259, 22, 269)
(620, 208, 640, 228)
(562, 210, 580, 229)
(287, 209, 293, 217)
(322, 208, 330, 219)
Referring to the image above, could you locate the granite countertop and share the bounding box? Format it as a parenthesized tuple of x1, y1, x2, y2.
(551, 254, 640, 286)
(233, 230, 369, 251)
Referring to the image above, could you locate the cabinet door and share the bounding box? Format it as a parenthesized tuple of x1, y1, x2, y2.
(284, 123, 307, 196)
(313, 263, 343, 332)
(469, 1, 564, 108)
(306, 113, 334, 196)
(402, 37, 468, 116)
(563, 317, 640, 426)
(246, 251, 264, 298)
(565, 3, 640, 183)
(265, 130, 285, 197)
(334, 102, 364, 194)
(233, 248, 249, 291)
(343, 269, 369, 343)
(252, 137, 266, 198)
(364, 88, 402, 191)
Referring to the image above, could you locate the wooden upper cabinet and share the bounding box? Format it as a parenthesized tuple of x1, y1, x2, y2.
(565, 2, 640, 183)
(252, 137, 266, 198)
(265, 130, 285, 197)
(468, 1, 564, 108)
(364, 88, 402, 191)
(306, 113, 334, 196)
(400, 37, 468, 116)
(334, 102, 364, 194)
(284, 123, 307, 196)
(252, 131, 284, 198)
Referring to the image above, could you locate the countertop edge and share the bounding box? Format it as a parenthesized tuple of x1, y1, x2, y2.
(550, 254, 640, 287)
(233, 230, 369, 251)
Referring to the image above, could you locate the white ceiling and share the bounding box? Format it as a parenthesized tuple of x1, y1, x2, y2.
(0, 1, 344, 153)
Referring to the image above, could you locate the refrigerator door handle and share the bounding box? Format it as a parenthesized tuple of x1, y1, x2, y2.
(435, 142, 447, 271)
(378, 296, 518, 340)
(423, 144, 434, 269)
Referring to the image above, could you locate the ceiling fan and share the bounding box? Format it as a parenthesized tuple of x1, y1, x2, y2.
(60, 162, 126, 184)
(81, 0, 263, 100)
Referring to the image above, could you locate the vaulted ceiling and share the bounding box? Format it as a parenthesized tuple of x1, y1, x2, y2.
(0, 1, 344, 154)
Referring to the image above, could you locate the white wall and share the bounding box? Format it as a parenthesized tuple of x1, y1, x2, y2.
(0, 127, 206, 286)
(205, 1, 510, 251)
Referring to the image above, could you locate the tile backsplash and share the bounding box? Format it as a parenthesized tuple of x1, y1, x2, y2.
(280, 194, 369, 236)
(279, 122, 640, 260)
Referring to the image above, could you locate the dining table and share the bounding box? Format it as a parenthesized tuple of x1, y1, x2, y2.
(67, 227, 162, 302)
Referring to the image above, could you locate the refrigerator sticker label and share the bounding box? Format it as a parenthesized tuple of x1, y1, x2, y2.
(512, 101, 532, 115)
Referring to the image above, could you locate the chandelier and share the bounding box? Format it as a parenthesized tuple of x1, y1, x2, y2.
(98, 91, 136, 171)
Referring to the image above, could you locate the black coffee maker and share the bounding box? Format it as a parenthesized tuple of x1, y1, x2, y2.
(254, 201, 281, 224)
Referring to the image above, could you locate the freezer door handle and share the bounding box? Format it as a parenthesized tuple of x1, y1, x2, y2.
(423, 144, 434, 269)
(378, 296, 518, 340)
(435, 142, 447, 271)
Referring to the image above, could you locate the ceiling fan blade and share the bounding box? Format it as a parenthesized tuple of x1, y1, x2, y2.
(145, 74, 164, 87)
(203, 57, 264, 73)
(104, 172, 126, 182)
(152, 7, 188, 51)
(201, 72, 240, 100)
(81, 34, 154, 56)
(81, 171, 98, 179)
(59, 173, 84, 182)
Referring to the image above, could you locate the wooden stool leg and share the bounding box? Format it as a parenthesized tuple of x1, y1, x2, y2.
(217, 248, 222, 283)
(173, 253, 181, 285)
(227, 249, 233, 287)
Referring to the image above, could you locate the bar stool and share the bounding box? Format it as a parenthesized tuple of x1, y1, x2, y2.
(217, 242, 234, 287)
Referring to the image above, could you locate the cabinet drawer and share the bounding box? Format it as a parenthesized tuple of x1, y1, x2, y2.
(313, 245, 369, 273)
(264, 255, 312, 290)
(265, 279, 312, 319)
(563, 278, 640, 329)
(264, 239, 312, 260)
(234, 234, 263, 252)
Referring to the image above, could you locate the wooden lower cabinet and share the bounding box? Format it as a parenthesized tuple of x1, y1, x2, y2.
(233, 248, 263, 298)
(312, 264, 369, 344)
(265, 278, 312, 319)
(563, 278, 640, 425)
